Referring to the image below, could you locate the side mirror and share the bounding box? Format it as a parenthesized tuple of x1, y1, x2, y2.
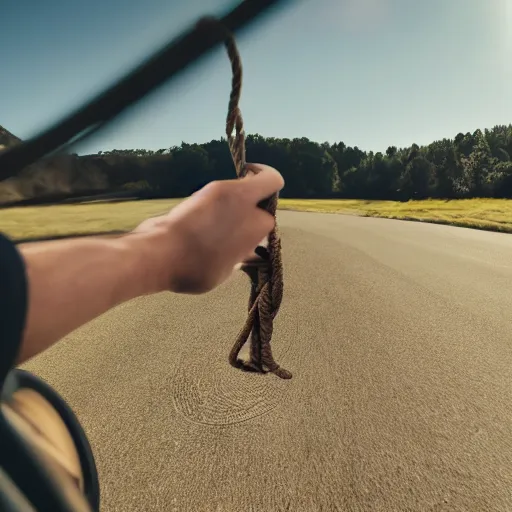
(0, 369, 100, 511)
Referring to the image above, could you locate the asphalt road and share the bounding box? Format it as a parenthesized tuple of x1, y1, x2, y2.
(23, 211, 512, 512)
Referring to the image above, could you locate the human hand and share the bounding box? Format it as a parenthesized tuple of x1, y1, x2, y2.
(132, 163, 284, 294)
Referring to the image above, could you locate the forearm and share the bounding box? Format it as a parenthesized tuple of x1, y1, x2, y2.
(17, 233, 164, 364)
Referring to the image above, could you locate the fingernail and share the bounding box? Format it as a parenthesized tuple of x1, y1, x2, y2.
(246, 163, 276, 174)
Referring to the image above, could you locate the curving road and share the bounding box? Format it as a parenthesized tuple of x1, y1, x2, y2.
(22, 211, 512, 512)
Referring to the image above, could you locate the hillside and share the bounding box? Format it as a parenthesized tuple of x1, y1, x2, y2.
(0, 125, 21, 151)
(0, 127, 109, 203)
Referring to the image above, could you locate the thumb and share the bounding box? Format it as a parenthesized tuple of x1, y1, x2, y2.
(238, 164, 285, 204)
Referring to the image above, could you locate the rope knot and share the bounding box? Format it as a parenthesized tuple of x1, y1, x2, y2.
(220, 24, 291, 380)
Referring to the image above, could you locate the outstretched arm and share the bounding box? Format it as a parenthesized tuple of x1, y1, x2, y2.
(15, 164, 284, 364)
(17, 233, 162, 363)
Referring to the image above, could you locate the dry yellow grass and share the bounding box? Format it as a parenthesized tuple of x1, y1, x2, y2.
(0, 199, 181, 240)
(1, 198, 511, 240)
(279, 198, 512, 233)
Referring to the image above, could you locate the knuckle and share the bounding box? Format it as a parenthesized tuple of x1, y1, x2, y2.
(204, 180, 234, 202)
(202, 180, 222, 196)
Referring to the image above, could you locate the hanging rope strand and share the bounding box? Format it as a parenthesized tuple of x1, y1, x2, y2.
(222, 29, 292, 380)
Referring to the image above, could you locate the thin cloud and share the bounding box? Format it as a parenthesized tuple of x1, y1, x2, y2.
(317, 0, 391, 33)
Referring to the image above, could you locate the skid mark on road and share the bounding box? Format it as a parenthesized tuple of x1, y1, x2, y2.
(170, 258, 301, 426)
(171, 350, 293, 425)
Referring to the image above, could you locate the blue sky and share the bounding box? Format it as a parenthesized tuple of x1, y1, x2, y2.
(1, 0, 510, 154)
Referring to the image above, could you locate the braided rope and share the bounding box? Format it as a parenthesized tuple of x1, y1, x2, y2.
(222, 30, 292, 380)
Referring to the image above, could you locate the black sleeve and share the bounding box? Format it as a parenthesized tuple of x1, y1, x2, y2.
(0, 233, 28, 389)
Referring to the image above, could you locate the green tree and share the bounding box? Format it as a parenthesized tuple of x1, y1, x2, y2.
(461, 129, 496, 196)
(400, 156, 435, 199)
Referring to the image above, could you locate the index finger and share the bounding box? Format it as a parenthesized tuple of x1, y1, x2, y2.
(239, 163, 285, 204)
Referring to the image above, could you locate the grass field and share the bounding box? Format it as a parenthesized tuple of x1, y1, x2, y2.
(1, 198, 511, 241)
(279, 198, 512, 233)
(0, 199, 182, 240)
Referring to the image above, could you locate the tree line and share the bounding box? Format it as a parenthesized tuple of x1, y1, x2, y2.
(2, 124, 512, 203)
